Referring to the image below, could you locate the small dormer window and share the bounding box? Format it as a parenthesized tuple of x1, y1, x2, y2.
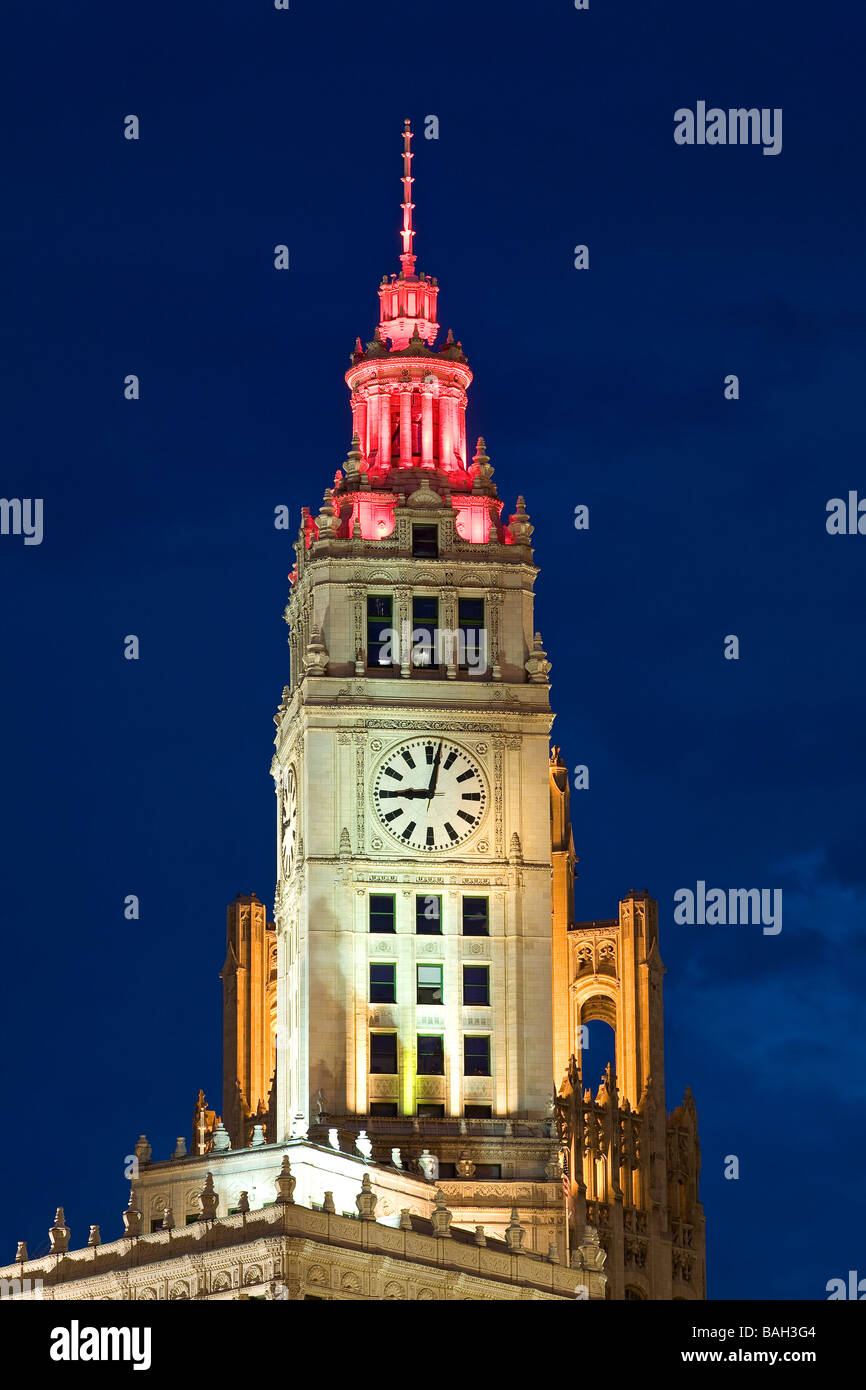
(412, 525, 438, 558)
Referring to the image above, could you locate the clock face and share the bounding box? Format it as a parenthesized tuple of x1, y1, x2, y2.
(372, 739, 487, 851)
(280, 767, 298, 878)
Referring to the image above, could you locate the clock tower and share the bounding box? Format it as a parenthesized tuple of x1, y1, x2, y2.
(272, 121, 557, 1175)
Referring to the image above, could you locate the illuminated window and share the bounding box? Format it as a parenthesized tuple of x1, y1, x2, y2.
(412, 525, 438, 558)
(369, 894, 395, 933)
(417, 964, 443, 1005)
(417, 1034, 444, 1075)
(370, 1032, 398, 1074)
(464, 1035, 491, 1076)
(462, 897, 489, 936)
(415, 893, 442, 934)
(464, 1105, 492, 1119)
(462, 965, 489, 1006)
(367, 594, 394, 667)
(370, 962, 396, 1003)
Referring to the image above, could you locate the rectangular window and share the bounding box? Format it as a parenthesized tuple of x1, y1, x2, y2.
(417, 1103, 444, 1118)
(458, 596, 486, 672)
(370, 1032, 398, 1074)
(369, 894, 396, 933)
(412, 595, 439, 668)
(464, 1035, 491, 1076)
(417, 963, 443, 1005)
(464, 1104, 492, 1119)
(417, 1034, 444, 1075)
(462, 896, 489, 936)
(370, 962, 396, 1003)
(462, 965, 490, 1006)
(412, 524, 438, 558)
(367, 594, 394, 667)
(415, 893, 442, 934)
(370, 1102, 398, 1117)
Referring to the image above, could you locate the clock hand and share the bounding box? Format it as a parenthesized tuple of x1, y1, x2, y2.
(426, 741, 443, 804)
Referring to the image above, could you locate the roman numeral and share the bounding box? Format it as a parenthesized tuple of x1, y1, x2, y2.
(426, 827, 434, 847)
(384, 767, 403, 781)
(461, 792, 481, 801)
(384, 810, 402, 822)
(456, 769, 474, 783)
(401, 750, 416, 769)
(401, 821, 416, 840)
(443, 751, 457, 770)
(457, 810, 476, 824)
(444, 822, 458, 842)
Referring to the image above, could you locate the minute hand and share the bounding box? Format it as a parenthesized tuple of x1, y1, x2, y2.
(426, 741, 443, 803)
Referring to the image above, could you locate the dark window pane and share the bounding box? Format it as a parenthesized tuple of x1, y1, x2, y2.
(462, 896, 489, 936)
(457, 596, 486, 672)
(473, 1163, 501, 1180)
(458, 597, 485, 625)
(367, 594, 394, 666)
(369, 894, 395, 933)
(417, 1035, 444, 1075)
(463, 965, 489, 1006)
(370, 1102, 398, 1117)
(370, 1033, 398, 1074)
(370, 963, 396, 1003)
(416, 893, 442, 934)
(417, 1103, 444, 1118)
(412, 525, 438, 558)
(464, 1105, 492, 1119)
(464, 1035, 491, 1076)
(411, 596, 439, 668)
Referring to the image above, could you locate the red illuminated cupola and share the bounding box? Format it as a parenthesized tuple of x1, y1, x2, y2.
(345, 119, 474, 478)
(290, 119, 521, 575)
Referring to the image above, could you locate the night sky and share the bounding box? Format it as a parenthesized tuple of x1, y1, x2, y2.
(2, 1, 864, 1298)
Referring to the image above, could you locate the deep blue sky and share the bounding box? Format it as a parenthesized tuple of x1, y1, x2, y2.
(2, 1, 864, 1297)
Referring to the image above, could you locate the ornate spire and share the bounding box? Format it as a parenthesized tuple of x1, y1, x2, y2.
(399, 118, 416, 278)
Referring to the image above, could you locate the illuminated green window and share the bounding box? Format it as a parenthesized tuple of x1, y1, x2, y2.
(464, 1035, 491, 1077)
(370, 1032, 398, 1074)
(417, 1034, 444, 1075)
(367, 594, 394, 667)
(370, 962, 396, 1003)
(369, 894, 396, 933)
(462, 897, 489, 936)
(416, 893, 442, 934)
(458, 596, 485, 671)
(462, 965, 489, 1006)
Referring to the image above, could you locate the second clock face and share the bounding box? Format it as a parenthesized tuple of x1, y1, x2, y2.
(372, 739, 487, 851)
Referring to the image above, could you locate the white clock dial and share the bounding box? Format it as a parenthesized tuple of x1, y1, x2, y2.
(372, 739, 487, 851)
(280, 767, 298, 877)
